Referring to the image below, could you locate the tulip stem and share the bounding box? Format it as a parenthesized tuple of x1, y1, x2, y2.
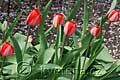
(59, 34, 66, 63)
(0, 57, 6, 78)
(22, 27, 30, 57)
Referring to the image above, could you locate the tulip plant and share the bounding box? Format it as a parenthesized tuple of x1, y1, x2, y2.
(0, 0, 120, 80)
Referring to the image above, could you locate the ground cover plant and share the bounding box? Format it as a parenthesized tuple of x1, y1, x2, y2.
(0, 0, 120, 80)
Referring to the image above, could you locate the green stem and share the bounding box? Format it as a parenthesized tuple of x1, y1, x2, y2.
(59, 35, 66, 63)
(54, 26, 62, 64)
(22, 27, 30, 56)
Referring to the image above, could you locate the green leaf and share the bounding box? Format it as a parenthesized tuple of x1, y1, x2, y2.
(22, 64, 61, 80)
(60, 48, 85, 67)
(14, 33, 31, 50)
(96, 45, 115, 62)
(26, 46, 38, 55)
(36, 0, 52, 64)
(43, 47, 55, 64)
(4, 56, 17, 74)
(67, 0, 81, 20)
(100, 61, 120, 80)
(64, 46, 72, 51)
(73, 34, 79, 48)
(1, 11, 22, 43)
(57, 77, 71, 80)
(81, 0, 89, 40)
(106, 0, 117, 15)
(10, 36, 23, 64)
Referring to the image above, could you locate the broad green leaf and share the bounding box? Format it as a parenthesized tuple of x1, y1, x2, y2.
(23, 54, 33, 63)
(6, 56, 16, 64)
(14, 33, 32, 51)
(4, 56, 17, 74)
(100, 61, 120, 80)
(10, 36, 23, 64)
(4, 64, 17, 75)
(96, 45, 115, 62)
(1, 11, 22, 43)
(43, 47, 55, 64)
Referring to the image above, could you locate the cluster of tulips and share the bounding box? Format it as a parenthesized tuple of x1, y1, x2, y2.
(0, 8, 99, 57)
(0, 8, 119, 58)
(0, 0, 120, 79)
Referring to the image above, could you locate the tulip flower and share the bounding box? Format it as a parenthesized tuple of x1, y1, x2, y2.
(1, 20, 7, 32)
(89, 25, 100, 37)
(53, 13, 64, 28)
(26, 8, 42, 27)
(108, 9, 119, 22)
(64, 20, 76, 36)
(0, 41, 14, 57)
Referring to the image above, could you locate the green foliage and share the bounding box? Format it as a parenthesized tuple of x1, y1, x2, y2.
(0, 0, 119, 80)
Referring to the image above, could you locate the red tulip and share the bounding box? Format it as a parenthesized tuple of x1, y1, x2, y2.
(26, 8, 42, 27)
(64, 20, 76, 36)
(53, 13, 64, 28)
(89, 25, 100, 37)
(0, 42, 14, 57)
(108, 9, 119, 22)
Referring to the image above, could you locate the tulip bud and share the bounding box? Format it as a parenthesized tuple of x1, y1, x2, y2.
(108, 9, 119, 22)
(28, 35, 33, 43)
(89, 25, 100, 37)
(1, 20, 7, 32)
(53, 13, 64, 28)
(64, 20, 76, 36)
(26, 8, 42, 27)
(0, 41, 14, 57)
